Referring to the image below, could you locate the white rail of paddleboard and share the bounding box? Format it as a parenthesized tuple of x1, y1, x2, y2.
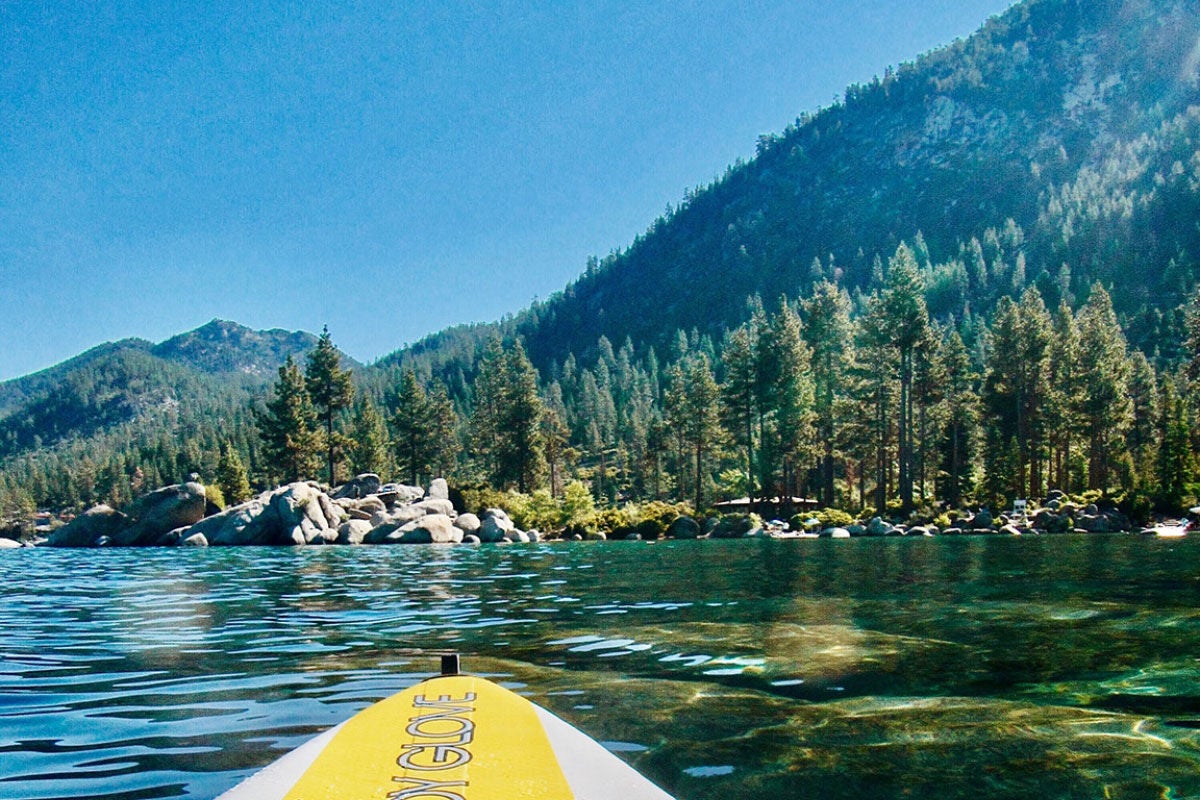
(216, 674, 675, 800)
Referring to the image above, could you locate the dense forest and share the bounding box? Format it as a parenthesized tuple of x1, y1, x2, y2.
(2, 0, 1200, 524)
(3, 253, 1197, 527)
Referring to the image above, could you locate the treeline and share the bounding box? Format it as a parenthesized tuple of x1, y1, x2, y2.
(3, 241, 1197, 522)
(214, 243, 1198, 520)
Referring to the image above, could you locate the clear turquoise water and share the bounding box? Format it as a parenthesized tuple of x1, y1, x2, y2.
(3, 536, 1200, 799)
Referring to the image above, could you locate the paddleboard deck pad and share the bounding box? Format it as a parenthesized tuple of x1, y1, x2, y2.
(217, 670, 675, 800)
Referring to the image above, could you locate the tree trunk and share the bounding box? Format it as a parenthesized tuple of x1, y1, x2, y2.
(326, 413, 336, 486)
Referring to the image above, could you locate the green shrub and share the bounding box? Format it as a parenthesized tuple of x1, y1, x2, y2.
(205, 484, 226, 510)
(561, 482, 596, 528)
(814, 507, 854, 528)
(497, 490, 529, 526)
(630, 500, 693, 527)
(520, 489, 562, 532)
(461, 486, 511, 516)
(593, 506, 634, 535)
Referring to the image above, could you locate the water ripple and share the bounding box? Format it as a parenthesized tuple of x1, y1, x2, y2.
(3, 539, 1200, 798)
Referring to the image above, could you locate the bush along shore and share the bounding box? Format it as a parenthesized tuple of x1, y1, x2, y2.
(0, 476, 1185, 550)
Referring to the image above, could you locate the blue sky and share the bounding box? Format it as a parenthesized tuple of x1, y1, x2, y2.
(1, 0, 1014, 381)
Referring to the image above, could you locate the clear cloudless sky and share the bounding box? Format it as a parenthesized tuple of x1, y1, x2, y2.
(0, 0, 1016, 381)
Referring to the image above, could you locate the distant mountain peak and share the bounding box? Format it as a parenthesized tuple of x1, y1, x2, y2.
(151, 321, 329, 377)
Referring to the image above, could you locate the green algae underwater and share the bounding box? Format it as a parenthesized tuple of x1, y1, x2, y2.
(3, 535, 1200, 800)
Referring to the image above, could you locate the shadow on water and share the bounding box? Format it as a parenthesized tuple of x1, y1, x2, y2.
(3, 536, 1200, 799)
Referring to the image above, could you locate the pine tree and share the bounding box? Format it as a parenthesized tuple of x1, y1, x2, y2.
(347, 396, 393, 479)
(1044, 302, 1082, 493)
(981, 288, 1051, 503)
(541, 401, 571, 498)
(216, 442, 253, 505)
(1155, 376, 1191, 510)
(854, 305, 898, 514)
(426, 381, 461, 479)
(257, 355, 323, 483)
(721, 325, 757, 499)
(762, 300, 814, 503)
(912, 323, 946, 502)
(936, 329, 978, 507)
(500, 340, 547, 493)
(1075, 285, 1133, 492)
(666, 355, 723, 511)
(1126, 351, 1159, 492)
(471, 337, 508, 481)
(305, 326, 355, 486)
(470, 338, 546, 492)
(393, 369, 435, 486)
(802, 281, 853, 507)
(872, 243, 932, 511)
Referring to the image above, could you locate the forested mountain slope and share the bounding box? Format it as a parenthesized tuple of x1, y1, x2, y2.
(385, 0, 1200, 379)
(0, 322, 346, 508)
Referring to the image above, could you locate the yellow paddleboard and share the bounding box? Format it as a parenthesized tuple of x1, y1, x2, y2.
(217, 660, 675, 800)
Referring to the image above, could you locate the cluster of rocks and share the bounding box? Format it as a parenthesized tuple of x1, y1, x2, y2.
(659, 491, 1140, 540)
(3, 478, 1156, 550)
(40, 475, 539, 548)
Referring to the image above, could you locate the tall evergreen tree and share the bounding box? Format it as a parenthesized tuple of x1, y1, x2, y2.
(305, 326, 355, 486)
(936, 329, 978, 507)
(802, 281, 853, 507)
(1045, 302, 1082, 492)
(872, 243, 932, 511)
(347, 396, 393, 479)
(426, 381, 461, 479)
(1074, 285, 1133, 492)
(762, 301, 814, 502)
(216, 442, 253, 505)
(257, 355, 323, 483)
(471, 337, 508, 481)
(981, 288, 1051, 502)
(393, 369, 436, 486)
(721, 325, 757, 499)
(1156, 376, 1191, 509)
(470, 338, 546, 492)
(500, 340, 547, 493)
(1126, 351, 1159, 492)
(666, 355, 723, 511)
(541, 399, 572, 499)
(854, 305, 898, 514)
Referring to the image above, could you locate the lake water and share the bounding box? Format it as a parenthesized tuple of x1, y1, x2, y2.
(3, 536, 1200, 800)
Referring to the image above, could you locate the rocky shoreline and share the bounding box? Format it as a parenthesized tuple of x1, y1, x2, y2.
(0, 477, 1182, 550)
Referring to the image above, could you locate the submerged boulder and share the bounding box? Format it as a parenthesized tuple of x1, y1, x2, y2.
(865, 517, 892, 536)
